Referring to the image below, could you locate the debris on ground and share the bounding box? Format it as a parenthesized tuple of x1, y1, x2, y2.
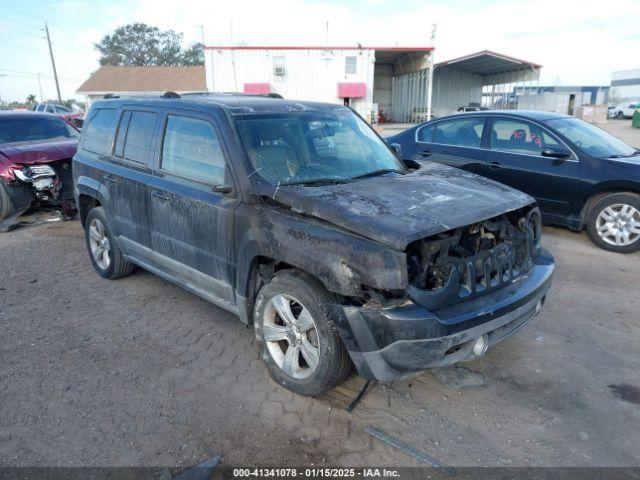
(431, 365, 486, 389)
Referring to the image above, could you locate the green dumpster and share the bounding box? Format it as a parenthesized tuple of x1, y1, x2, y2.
(633, 110, 640, 128)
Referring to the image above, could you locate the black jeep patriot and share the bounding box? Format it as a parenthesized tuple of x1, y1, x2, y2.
(73, 94, 555, 396)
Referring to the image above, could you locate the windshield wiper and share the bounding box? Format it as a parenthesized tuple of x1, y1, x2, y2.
(280, 178, 348, 187)
(349, 168, 405, 181)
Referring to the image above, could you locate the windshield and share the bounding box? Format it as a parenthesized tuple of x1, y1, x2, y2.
(545, 117, 636, 158)
(0, 115, 79, 144)
(235, 109, 403, 186)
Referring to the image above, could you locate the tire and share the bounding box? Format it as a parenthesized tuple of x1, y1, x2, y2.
(586, 192, 640, 253)
(0, 181, 15, 220)
(254, 270, 352, 396)
(617, 111, 624, 119)
(84, 206, 135, 279)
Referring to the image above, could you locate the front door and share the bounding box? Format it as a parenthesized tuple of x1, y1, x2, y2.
(483, 116, 581, 217)
(148, 110, 237, 306)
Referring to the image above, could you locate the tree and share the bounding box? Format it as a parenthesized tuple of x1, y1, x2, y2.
(26, 94, 37, 106)
(181, 42, 204, 66)
(95, 23, 204, 66)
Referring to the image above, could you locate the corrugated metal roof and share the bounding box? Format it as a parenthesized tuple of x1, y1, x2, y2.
(435, 50, 542, 76)
(76, 65, 206, 93)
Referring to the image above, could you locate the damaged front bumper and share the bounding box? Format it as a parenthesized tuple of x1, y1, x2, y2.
(0, 160, 75, 231)
(333, 249, 554, 382)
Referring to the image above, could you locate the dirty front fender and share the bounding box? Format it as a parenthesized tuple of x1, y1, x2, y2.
(235, 203, 408, 301)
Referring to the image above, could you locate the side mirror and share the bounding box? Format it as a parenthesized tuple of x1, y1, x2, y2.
(541, 147, 571, 159)
(389, 143, 402, 157)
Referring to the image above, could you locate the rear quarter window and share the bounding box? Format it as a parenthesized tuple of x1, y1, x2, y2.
(82, 108, 115, 155)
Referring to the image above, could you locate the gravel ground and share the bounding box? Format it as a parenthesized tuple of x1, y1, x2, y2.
(1, 219, 639, 469)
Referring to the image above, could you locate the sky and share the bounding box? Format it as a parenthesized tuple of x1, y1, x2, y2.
(0, 0, 639, 103)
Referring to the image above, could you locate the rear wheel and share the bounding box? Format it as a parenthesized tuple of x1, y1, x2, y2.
(254, 270, 352, 396)
(586, 193, 640, 253)
(84, 207, 134, 278)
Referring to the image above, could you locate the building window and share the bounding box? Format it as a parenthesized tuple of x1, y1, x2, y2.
(345, 56, 357, 75)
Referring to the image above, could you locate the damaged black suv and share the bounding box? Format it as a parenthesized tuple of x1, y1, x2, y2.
(73, 94, 555, 396)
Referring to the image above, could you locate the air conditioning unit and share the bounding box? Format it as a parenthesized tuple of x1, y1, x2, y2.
(273, 66, 285, 76)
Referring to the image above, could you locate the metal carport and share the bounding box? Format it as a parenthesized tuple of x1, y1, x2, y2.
(431, 50, 542, 118)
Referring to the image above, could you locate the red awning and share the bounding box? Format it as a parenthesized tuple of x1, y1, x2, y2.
(243, 82, 270, 94)
(337, 82, 366, 98)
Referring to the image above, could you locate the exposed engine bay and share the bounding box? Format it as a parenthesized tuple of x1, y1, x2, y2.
(406, 206, 542, 310)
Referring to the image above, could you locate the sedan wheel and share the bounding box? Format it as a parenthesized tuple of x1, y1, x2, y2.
(263, 294, 320, 380)
(595, 204, 640, 247)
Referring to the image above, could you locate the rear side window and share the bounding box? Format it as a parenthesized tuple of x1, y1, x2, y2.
(114, 110, 157, 164)
(417, 123, 436, 142)
(82, 108, 115, 155)
(160, 115, 226, 184)
(432, 118, 485, 147)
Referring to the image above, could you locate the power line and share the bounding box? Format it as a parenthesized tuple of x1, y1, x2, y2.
(0, 68, 83, 82)
(0, 2, 96, 45)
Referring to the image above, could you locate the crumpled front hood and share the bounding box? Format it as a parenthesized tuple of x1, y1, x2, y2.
(0, 139, 78, 166)
(274, 162, 535, 251)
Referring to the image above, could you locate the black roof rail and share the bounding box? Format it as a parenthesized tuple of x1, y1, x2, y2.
(264, 93, 284, 99)
(103, 93, 120, 99)
(161, 91, 181, 98)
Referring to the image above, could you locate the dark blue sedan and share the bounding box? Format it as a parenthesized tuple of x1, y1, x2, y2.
(388, 110, 640, 253)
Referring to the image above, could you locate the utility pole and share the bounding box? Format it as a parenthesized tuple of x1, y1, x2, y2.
(426, 23, 437, 121)
(44, 22, 62, 103)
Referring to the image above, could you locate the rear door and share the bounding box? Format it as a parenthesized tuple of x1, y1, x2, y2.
(105, 107, 159, 248)
(483, 116, 581, 216)
(414, 116, 488, 175)
(148, 109, 237, 306)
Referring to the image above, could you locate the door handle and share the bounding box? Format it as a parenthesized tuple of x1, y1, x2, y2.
(151, 190, 170, 201)
(417, 150, 431, 157)
(104, 174, 120, 184)
(488, 161, 502, 170)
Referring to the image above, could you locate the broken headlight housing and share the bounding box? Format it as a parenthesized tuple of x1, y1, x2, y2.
(12, 165, 60, 201)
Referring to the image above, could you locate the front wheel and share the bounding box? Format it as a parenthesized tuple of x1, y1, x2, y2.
(617, 111, 624, 119)
(586, 193, 640, 253)
(254, 270, 352, 396)
(0, 181, 15, 220)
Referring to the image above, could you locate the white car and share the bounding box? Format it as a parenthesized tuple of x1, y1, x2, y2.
(610, 102, 640, 119)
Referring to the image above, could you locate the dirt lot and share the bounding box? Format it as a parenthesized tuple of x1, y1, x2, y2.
(1, 121, 639, 470)
(1, 221, 639, 469)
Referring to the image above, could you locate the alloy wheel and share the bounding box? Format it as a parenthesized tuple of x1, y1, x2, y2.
(88, 218, 111, 270)
(263, 294, 320, 380)
(595, 203, 640, 247)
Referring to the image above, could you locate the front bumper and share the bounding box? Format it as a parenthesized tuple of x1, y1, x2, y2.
(333, 249, 555, 381)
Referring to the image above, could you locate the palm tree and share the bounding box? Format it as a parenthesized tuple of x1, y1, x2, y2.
(26, 94, 37, 108)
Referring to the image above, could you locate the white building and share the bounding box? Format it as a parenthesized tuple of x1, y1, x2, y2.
(611, 68, 640, 103)
(205, 47, 543, 122)
(204, 45, 432, 121)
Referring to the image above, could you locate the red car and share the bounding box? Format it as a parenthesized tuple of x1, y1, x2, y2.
(0, 111, 79, 230)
